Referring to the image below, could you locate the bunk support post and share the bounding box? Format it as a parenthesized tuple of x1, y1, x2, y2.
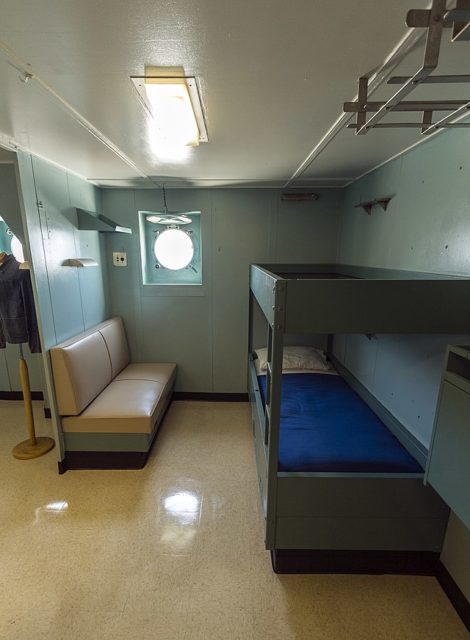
(248, 290, 254, 354)
(264, 279, 286, 549)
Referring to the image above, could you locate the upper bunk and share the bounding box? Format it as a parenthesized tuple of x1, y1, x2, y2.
(250, 263, 470, 334)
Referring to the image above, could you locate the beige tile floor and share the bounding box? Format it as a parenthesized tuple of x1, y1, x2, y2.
(0, 399, 468, 640)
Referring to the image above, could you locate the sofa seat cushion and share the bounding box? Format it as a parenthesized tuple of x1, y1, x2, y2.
(61, 379, 172, 434)
(115, 363, 176, 386)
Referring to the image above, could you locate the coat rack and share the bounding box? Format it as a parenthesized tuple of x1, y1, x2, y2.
(344, 0, 470, 135)
(12, 343, 55, 460)
(0, 251, 55, 460)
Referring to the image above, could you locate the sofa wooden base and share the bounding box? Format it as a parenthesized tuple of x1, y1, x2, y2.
(60, 450, 149, 471)
(271, 549, 440, 575)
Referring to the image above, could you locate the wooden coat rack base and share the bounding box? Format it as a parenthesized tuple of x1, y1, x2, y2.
(13, 436, 55, 460)
(12, 346, 55, 460)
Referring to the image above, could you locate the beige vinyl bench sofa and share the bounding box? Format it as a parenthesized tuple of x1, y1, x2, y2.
(50, 317, 176, 470)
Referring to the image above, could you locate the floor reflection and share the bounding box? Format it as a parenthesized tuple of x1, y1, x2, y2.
(34, 500, 69, 523)
(158, 489, 202, 551)
(164, 491, 200, 514)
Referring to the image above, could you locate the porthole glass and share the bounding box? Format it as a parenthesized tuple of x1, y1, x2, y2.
(154, 228, 194, 270)
(10, 235, 25, 263)
(0, 219, 25, 263)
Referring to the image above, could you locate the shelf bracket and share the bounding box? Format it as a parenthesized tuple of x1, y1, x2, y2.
(355, 196, 393, 215)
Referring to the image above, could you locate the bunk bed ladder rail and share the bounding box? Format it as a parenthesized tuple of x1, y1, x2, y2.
(264, 280, 286, 549)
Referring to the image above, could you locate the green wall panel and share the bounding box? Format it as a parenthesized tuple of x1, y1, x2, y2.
(102, 187, 342, 393)
(141, 296, 213, 392)
(31, 159, 85, 343)
(340, 334, 377, 390)
(337, 129, 470, 447)
(0, 351, 10, 391)
(67, 173, 107, 330)
(211, 190, 275, 392)
(337, 127, 470, 601)
(276, 190, 341, 262)
(441, 513, 470, 598)
(338, 132, 470, 275)
(15, 152, 109, 458)
(26, 157, 109, 344)
(97, 188, 139, 359)
(4, 346, 43, 393)
(16, 153, 57, 350)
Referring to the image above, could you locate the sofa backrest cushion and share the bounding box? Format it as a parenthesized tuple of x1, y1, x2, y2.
(51, 332, 112, 416)
(99, 317, 130, 377)
(50, 317, 130, 416)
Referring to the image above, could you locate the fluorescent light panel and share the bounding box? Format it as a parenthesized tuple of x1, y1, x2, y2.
(145, 81, 199, 147)
(131, 68, 208, 148)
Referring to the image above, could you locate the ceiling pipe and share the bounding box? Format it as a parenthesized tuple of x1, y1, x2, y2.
(0, 39, 150, 181)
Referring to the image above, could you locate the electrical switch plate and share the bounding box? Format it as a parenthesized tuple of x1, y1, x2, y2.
(113, 252, 127, 267)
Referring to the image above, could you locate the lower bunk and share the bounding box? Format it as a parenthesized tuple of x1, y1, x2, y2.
(249, 352, 449, 574)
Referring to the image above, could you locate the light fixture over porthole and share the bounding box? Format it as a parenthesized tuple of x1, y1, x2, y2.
(146, 214, 192, 225)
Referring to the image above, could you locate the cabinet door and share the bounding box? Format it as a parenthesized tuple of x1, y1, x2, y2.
(427, 380, 470, 529)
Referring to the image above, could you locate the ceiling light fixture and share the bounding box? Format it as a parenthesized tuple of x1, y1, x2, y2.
(131, 67, 208, 151)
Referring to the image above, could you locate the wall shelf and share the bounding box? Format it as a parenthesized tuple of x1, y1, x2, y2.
(76, 208, 131, 234)
(354, 197, 393, 215)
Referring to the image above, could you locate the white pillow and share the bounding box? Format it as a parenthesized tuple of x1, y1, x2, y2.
(254, 346, 331, 373)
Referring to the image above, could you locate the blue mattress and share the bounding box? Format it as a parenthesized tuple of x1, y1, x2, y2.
(257, 373, 423, 473)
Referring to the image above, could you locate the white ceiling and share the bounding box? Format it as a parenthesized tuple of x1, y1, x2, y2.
(0, 0, 467, 188)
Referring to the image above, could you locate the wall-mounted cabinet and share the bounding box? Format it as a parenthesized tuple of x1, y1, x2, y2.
(426, 345, 470, 529)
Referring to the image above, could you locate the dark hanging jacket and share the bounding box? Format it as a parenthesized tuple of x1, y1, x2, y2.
(0, 255, 41, 353)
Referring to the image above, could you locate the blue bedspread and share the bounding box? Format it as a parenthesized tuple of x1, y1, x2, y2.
(257, 373, 423, 473)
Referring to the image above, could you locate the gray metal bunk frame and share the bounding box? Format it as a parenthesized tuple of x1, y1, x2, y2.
(248, 263, 470, 571)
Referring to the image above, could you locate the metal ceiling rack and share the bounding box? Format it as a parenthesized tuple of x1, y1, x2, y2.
(344, 0, 470, 135)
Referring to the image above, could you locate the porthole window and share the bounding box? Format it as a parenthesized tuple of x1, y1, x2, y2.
(0, 216, 25, 263)
(154, 228, 194, 270)
(139, 210, 202, 285)
(10, 235, 25, 263)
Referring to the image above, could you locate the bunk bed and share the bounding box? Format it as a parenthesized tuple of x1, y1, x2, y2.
(248, 263, 470, 574)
